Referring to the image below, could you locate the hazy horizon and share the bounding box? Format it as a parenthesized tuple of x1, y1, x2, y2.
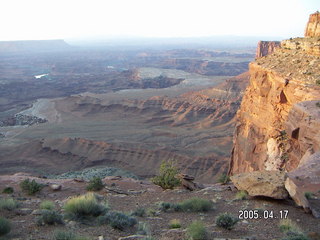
(1, 0, 318, 41)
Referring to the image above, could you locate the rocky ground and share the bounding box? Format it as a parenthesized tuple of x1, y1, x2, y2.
(1, 173, 320, 240)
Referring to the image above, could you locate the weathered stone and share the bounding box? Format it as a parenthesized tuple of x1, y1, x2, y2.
(176, 174, 204, 191)
(50, 184, 62, 191)
(285, 152, 320, 218)
(15, 208, 33, 216)
(231, 171, 288, 199)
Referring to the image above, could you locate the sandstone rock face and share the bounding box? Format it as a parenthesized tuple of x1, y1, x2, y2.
(305, 11, 320, 37)
(256, 41, 280, 58)
(229, 35, 320, 175)
(230, 171, 288, 199)
(285, 101, 320, 170)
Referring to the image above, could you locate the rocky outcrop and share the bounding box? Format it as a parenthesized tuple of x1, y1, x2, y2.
(229, 12, 320, 216)
(230, 171, 288, 199)
(285, 152, 320, 218)
(305, 11, 320, 37)
(256, 41, 281, 58)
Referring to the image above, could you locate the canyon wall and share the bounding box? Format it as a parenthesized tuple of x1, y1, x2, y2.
(305, 11, 320, 37)
(229, 12, 320, 175)
(255, 41, 280, 58)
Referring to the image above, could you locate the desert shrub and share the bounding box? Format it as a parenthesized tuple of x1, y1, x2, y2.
(218, 173, 230, 184)
(169, 219, 181, 229)
(152, 160, 181, 189)
(316, 102, 320, 108)
(146, 208, 157, 217)
(304, 192, 314, 200)
(0, 198, 18, 211)
(316, 79, 320, 86)
(187, 221, 207, 240)
(137, 222, 151, 235)
(179, 197, 213, 212)
(40, 200, 55, 210)
(53, 230, 90, 240)
(98, 211, 137, 230)
(86, 177, 104, 191)
(281, 231, 310, 240)
(216, 213, 239, 230)
(64, 193, 108, 219)
(0, 217, 11, 236)
(2, 187, 14, 194)
(157, 202, 172, 212)
(20, 178, 43, 195)
(235, 190, 248, 200)
(131, 207, 146, 217)
(279, 219, 300, 233)
(37, 209, 63, 225)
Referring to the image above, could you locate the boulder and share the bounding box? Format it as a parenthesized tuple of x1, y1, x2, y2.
(50, 184, 62, 191)
(285, 152, 320, 218)
(230, 170, 288, 199)
(176, 174, 204, 191)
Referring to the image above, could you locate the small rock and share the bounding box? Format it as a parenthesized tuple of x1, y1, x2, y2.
(15, 208, 33, 216)
(31, 209, 42, 215)
(98, 236, 104, 240)
(118, 235, 146, 240)
(50, 184, 62, 191)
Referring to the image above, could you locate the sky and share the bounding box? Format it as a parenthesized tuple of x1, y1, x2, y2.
(0, 0, 318, 41)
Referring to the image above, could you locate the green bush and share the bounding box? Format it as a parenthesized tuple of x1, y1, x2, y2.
(279, 219, 300, 233)
(0, 198, 18, 211)
(53, 230, 90, 240)
(235, 190, 248, 200)
(131, 207, 146, 217)
(281, 231, 310, 240)
(20, 178, 43, 195)
(179, 197, 213, 212)
(37, 210, 63, 225)
(64, 193, 108, 219)
(2, 187, 14, 194)
(86, 177, 104, 191)
(218, 173, 230, 184)
(0, 217, 11, 236)
(304, 192, 314, 200)
(187, 221, 207, 240)
(216, 213, 238, 230)
(40, 200, 55, 210)
(98, 211, 137, 230)
(169, 219, 181, 229)
(152, 160, 181, 189)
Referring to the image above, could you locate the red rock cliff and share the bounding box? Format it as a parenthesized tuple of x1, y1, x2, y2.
(256, 41, 280, 58)
(229, 14, 320, 175)
(305, 11, 320, 37)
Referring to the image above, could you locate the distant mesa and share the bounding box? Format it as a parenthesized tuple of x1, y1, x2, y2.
(255, 41, 280, 58)
(305, 11, 320, 37)
(0, 39, 72, 53)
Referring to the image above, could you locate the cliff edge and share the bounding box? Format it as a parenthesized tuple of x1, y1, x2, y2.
(229, 12, 320, 175)
(229, 12, 320, 216)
